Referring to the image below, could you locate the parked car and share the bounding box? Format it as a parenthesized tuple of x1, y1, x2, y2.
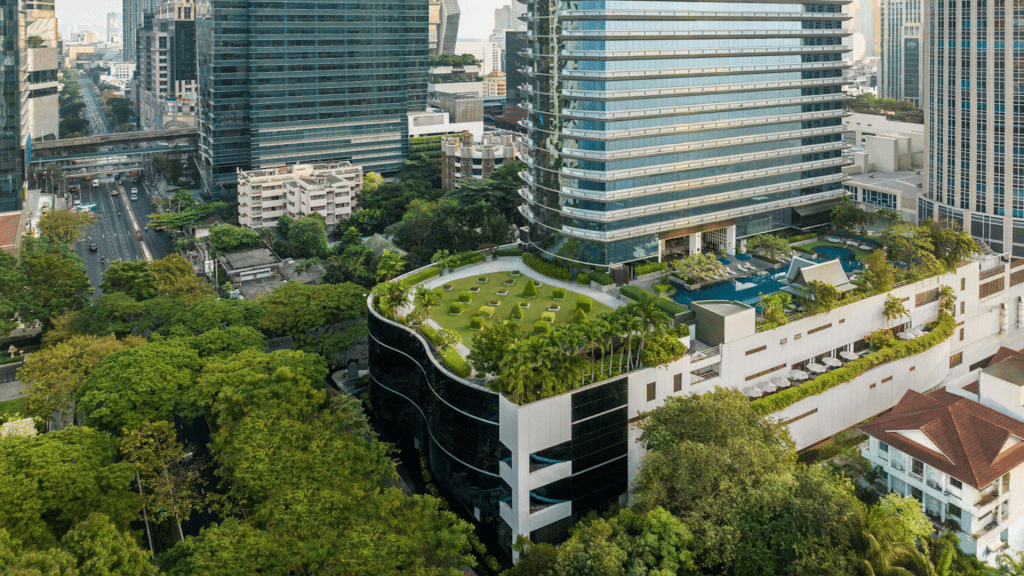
(131, 187, 138, 194)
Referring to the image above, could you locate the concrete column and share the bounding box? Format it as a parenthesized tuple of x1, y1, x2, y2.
(726, 225, 737, 256)
(689, 232, 701, 254)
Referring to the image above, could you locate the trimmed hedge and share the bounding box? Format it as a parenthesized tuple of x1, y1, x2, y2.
(751, 313, 956, 415)
(591, 272, 614, 286)
(635, 261, 668, 275)
(576, 272, 591, 285)
(653, 283, 672, 294)
(753, 255, 780, 265)
(552, 287, 567, 300)
(523, 253, 571, 282)
(450, 251, 486, 268)
(458, 291, 474, 303)
(653, 298, 688, 317)
(400, 266, 441, 288)
(495, 248, 524, 257)
(576, 297, 592, 314)
(619, 285, 648, 302)
(793, 245, 816, 255)
(541, 311, 556, 323)
(788, 233, 818, 243)
(573, 309, 587, 323)
(477, 305, 496, 318)
(470, 316, 485, 330)
(441, 347, 472, 378)
(533, 321, 550, 335)
(523, 282, 538, 298)
(510, 305, 524, 320)
(448, 302, 466, 314)
(418, 324, 443, 347)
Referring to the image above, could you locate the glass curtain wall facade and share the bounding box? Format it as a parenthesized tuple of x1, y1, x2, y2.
(0, 0, 20, 213)
(879, 0, 922, 106)
(521, 0, 851, 267)
(196, 0, 428, 199)
(923, 0, 1024, 256)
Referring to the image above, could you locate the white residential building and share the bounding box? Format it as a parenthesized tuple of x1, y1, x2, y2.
(237, 162, 362, 231)
(861, 352, 1024, 565)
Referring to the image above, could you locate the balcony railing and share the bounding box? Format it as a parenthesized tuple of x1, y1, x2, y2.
(976, 490, 998, 507)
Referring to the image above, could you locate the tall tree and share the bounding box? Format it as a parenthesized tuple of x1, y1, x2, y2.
(0, 426, 139, 549)
(37, 210, 96, 245)
(100, 260, 158, 301)
(119, 421, 206, 542)
(20, 334, 146, 426)
(60, 513, 159, 576)
(149, 254, 214, 305)
(286, 213, 328, 259)
(19, 237, 92, 329)
(77, 339, 203, 432)
(0, 251, 26, 339)
(258, 281, 366, 337)
(883, 295, 910, 327)
(208, 223, 261, 254)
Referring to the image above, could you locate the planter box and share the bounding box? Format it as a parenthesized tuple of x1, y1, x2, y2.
(635, 270, 668, 281)
(496, 289, 508, 296)
(511, 271, 522, 277)
(442, 285, 453, 291)
(503, 280, 515, 286)
(519, 302, 531, 308)
(590, 281, 615, 293)
(547, 306, 561, 312)
(469, 287, 481, 293)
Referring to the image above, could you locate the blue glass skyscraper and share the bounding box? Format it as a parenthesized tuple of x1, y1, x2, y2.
(196, 0, 428, 198)
(0, 0, 20, 213)
(520, 0, 850, 267)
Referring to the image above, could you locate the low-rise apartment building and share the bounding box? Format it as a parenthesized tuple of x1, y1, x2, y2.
(441, 132, 517, 190)
(237, 162, 362, 230)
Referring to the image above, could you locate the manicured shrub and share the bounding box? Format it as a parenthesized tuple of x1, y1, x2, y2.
(522, 253, 571, 282)
(576, 297, 592, 314)
(634, 261, 669, 276)
(495, 248, 523, 257)
(788, 233, 818, 243)
(440, 347, 472, 378)
(448, 302, 465, 315)
(458, 290, 473, 303)
(576, 272, 591, 285)
(477, 305, 496, 318)
(552, 287, 567, 300)
(793, 245, 816, 255)
(750, 314, 956, 415)
(418, 324, 443, 347)
(572, 309, 587, 323)
(591, 272, 614, 286)
(533, 321, 550, 335)
(510, 305, 524, 320)
(540, 311, 556, 323)
(619, 285, 648, 302)
(654, 298, 688, 317)
(470, 316, 485, 330)
(523, 282, 538, 298)
(653, 283, 672, 294)
(400, 266, 441, 288)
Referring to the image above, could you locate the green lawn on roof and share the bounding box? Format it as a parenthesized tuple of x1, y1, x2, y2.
(0, 396, 28, 418)
(431, 272, 614, 344)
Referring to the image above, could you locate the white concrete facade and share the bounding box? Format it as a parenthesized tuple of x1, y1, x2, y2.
(237, 162, 362, 231)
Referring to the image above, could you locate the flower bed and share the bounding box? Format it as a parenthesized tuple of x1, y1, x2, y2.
(751, 313, 956, 415)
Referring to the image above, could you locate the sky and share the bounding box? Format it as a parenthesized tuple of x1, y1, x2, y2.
(56, 0, 511, 40)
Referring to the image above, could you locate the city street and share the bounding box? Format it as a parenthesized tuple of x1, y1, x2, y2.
(72, 176, 176, 298)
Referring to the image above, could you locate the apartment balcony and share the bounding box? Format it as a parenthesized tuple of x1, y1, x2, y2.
(560, 29, 851, 42)
(975, 487, 999, 508)
(972, 520, 1000, 540)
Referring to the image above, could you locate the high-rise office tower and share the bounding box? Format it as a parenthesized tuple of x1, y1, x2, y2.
(921, 0, 1024, 256)
(521, 2, 851, 267)
(19, 0, 58, 143)
(0, 0, 21, 213)
(490, 5, 513, 47)
(122, 0, 157, 63)
(136, 0, 196, 130)
(107, 12, 121, 45)
(878, 0, 921, 106)
(509, 0, 527, 32)
(428, 0, 459, 56)
(197, 1, 428, 199)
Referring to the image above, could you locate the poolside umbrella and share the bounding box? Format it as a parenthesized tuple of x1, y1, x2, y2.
(770, 376, 790, 389)
(807, 362, 827, 374)
(897, 331, 914, 341)
(789, 369, 809, 381)
(840, 350, 859, 361)
(822, 357, 843, 368)
(744, 386, 764, 398)
(757, 381, 778, 394)
(909, 328, 926, 338)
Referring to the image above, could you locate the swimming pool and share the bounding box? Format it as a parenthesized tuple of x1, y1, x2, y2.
(813, 246, 855, 260)
(674, 269, 789, 308)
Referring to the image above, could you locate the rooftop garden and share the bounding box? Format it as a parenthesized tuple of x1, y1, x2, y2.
(372, 256, 690, 404)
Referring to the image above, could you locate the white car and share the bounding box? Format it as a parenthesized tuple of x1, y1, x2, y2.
(131, 187, 138, 194)
(91, 180, 99, 188)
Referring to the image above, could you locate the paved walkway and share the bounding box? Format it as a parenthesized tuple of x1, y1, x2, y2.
(421, 258, 626, 311)
(0, 380, 25, 403)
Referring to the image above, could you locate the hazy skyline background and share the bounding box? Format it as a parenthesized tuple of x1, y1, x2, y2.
(56, 0, 507, 41)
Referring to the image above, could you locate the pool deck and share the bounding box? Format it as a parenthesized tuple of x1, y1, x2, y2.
(634, 254, 783, 295)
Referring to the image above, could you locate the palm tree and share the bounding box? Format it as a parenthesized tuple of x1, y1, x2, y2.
(624, 315, 645, 371)
(883, 295, 910, 328)
(578, 319, 604, 383)
(413, 285, 442, 320)
(937, 285, 956, 317)
(846, 501, 936, 576)
(998, 551, 1024, 576)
